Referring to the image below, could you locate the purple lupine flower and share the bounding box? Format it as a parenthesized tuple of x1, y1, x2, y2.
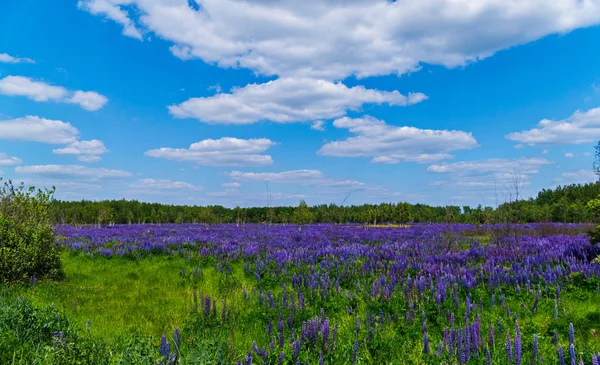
(498, 318, 504, 334)
(514, 325, 522, 365)
(506, 332, 513, 363)
(320, 353, 324, 365)
(353, 341, 359, 364)
(278, 352, 285, 365)
(436, 343, 443, 357)
(532, 293, 540, 313)
(532, 334, 539, 363)
(160, 334, 170, 358)
(245, 351, 252, 365)
(423, 331, 430, 354)
(174, 327, 180, 347)
(292, 340, 301, 361)
(278, 319, 285, 348)
(569, 323, 575, 345)
(268, 319, 273, 336)
(204, 296, 211, 317)
(569, 344, 576, 365)
(321, 320, 330, 348)
(355, 317, 361, 335)
(489, 324, 495, 349)
(593, 355, 600, 365)
(485, 347, 492, 365)
(558, 346, 565, 365)
(333, 324, 338, 348)
(554, 331, 559, 345)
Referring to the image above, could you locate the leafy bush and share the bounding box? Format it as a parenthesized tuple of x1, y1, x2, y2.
(0, 178, 63, 283)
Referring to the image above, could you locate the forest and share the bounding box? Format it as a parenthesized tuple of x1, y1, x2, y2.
(47, 181, 600, 225)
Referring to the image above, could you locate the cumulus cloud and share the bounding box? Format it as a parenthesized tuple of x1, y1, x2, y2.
(129, 178, 203, 191)
(53, 139, 109, 163)
(0, 53, 35, 64)
(67, 91, 109, 111)
(318, 116, 478, 164)
(0, 76, 108, 111)
(428, 157, 552, 191)
(0, 116, 108, 163)
(506, 107, 600, 146)
(78, 0, 600, 80)
(0, 116, 79, 144)
(15, 164, 132, 180)
(169, 78, 426, 124)
(564, 152, 574, 158)
(228, 170, 366, 189)
(554, 169, 597, 185)
(145, 137, 275, 166)
(311, 120, 325, 131)
(0, 153, 22, 166)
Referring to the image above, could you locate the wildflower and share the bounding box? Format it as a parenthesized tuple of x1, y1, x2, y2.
(558, 346, 565, 365)
(532, 334, 539, 363)
(174, 327, 180, 347)
(506, 332, 513, 363)
(569, 323, 575, 346)
(160, 334, 170, 359)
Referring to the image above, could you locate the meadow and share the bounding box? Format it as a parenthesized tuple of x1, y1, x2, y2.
(2, 223, 600, 364)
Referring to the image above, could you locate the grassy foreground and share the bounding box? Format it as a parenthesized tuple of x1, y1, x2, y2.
(2, 224, 600, 364)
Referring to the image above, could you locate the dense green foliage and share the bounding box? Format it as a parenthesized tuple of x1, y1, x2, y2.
(48, 181, 600, 224)
(0, 179, 62, 283)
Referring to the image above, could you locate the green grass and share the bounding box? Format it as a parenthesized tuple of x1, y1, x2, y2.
(3, 249, 600, 364)
(15, 251, 197, 340)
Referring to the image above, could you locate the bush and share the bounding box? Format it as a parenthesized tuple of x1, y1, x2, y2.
(0, 179, 63, 283)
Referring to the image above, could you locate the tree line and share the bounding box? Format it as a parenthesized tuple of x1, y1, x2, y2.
(46, 181, 600, 225)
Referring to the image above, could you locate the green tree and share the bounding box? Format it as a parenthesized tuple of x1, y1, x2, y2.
(0, 179, 63, 283)
(292, 200, 314, 226)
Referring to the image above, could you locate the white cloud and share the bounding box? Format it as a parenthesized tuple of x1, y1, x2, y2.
(0, 76, 67, 101)
(0, 53, 35, 64)
(428, 157, 552, 191)
(564, 152, 574, 158)
(145, 137, 275, 166)
(222, 182, 241, 188)
(311, 120, 325, 131)
(78, 0, 600, 80)
(15, 165, 132, 180)
(0, 116, 107, 163)
(0, 116, 79, 144)
(554, 169, 597, 185)
(77, 0, 143, 40)
(67, 91, 109, 111)
(229, 169, 366, 189)
(169, 78, 426, 124)
(0, 76, 108, 111)
(129, 178, 202, 191)
(584, 152, 592, 157)
(0, 153, 22, 166)
(318, 116, 478, 164)
(506, 107, 600, 146)
(542, 149, 549, 155)
(53, 139, 109, 163)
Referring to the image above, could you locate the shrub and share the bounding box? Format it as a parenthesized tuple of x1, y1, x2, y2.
(0, 178, 62, 283)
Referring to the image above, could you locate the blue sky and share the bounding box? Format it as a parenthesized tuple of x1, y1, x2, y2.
(1, 0, 600, 207)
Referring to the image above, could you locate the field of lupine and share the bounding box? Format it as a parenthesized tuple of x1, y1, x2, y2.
(3, 223, 600, 364)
